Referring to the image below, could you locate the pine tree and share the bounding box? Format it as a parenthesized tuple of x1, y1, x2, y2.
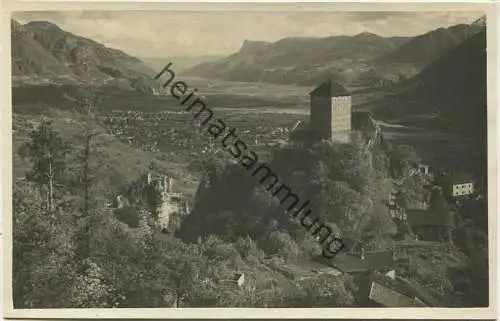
(74, 87, 101, 268)
(19, 118, 69, 222)
(79, 91, 98, 217)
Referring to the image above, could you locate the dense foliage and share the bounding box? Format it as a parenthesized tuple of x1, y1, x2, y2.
(12, 119, 488, 308)
(178, 137, 396, 255)
(13, 120, 359, 308)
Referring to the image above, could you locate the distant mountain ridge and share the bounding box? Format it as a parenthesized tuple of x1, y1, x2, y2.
(183, 21, 484, 89)
(141, 55, 224, 73)
(11, 19, 161, 94)
(182, 32, 410, 87)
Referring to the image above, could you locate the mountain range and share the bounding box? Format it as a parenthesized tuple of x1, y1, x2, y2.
(10, 17, 487, 179)
(182, 21, 484, 89)
(11, 17, 485, 93)
(11, 19, 161, 94)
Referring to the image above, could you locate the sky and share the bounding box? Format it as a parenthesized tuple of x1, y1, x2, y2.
(12, 10, 484, 59)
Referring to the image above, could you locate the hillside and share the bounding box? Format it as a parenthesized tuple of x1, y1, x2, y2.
(370, 29, 486, 133)
(369, 29, 486, 182)
(12, 108, 199, 199)
(11, 19, 161, 94)
(374, 24, 483, 64)
(11, 20, 76, 79)
(183, 23, 482, 89)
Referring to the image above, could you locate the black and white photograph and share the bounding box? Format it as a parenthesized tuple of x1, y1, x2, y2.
(3, 2, 496, 315)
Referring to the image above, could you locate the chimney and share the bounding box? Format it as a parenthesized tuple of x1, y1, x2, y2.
(361, 247, 365, 260)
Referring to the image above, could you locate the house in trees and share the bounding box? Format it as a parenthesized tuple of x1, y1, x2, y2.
(406, 162, 433, 182)
(434, 172, 476, 201)
(320, 249, 441, 306)
(416, 164, 431, 176)
(447, 175, 475, 199)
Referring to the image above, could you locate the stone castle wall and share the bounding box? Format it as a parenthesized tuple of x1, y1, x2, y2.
(330, 96, 351, 143)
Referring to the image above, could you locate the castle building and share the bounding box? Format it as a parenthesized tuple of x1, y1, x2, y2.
(145, 173, 185, 232)
(309, 78, 352, 143)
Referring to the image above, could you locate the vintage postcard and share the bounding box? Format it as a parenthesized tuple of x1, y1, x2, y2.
(2, 0, 497, 319)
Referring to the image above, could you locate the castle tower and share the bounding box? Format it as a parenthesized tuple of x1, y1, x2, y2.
(309, 79, 351, 143)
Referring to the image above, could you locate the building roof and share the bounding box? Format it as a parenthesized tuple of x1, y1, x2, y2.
(406, 208, 455, 228)
(369, 279, 422, 307)
(329, 251, 395, 273)
(450, 174, 475, 185)
(436, 171, 475, 186)
(396, 275, 443, 307)
(309, 78, 350, 97)
(368, 272, 442, 307)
